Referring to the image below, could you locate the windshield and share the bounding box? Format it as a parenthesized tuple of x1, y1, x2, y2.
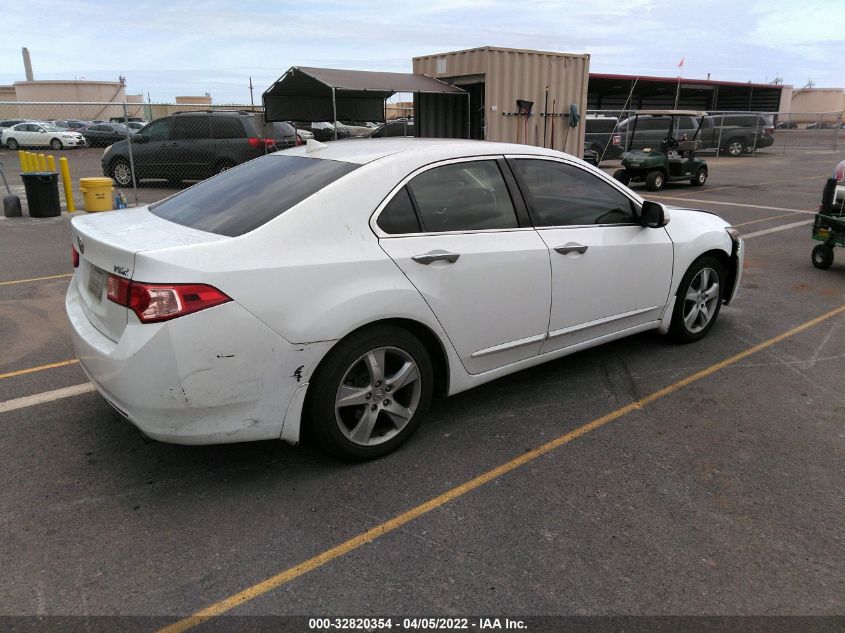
(41, 124, 61, 132)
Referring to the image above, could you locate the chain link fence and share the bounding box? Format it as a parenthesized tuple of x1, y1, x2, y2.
(1, 101, 841, 213)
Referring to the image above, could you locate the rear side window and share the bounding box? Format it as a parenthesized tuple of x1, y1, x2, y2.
(211, 117, 246, 139)
(407, 161, 517, 232)
(377, 187, 421, 234)
(149, 155, 359, 237)
(172, 116, 209, 140)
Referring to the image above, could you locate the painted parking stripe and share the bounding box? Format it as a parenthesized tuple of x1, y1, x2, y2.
(653, 196, 816, 215)
(732, 212, 804, 227)
(0, 359, 79, 381)
(155, 304, 845, 633)
(0, 273, 72, 287)
(741, 220, 814, 239)
(0, 383, 95, 414)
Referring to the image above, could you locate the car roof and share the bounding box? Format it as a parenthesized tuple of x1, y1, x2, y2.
(276, 138, 569, 166)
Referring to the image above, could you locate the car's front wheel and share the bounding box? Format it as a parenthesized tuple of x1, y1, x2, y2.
(50, 138, 63, 150)
(307, 326, 433, 460)
(670, 255, 725, 342)
(109, 158, 133, 187)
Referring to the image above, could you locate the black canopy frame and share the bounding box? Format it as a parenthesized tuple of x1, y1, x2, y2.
(262, 66, 469, 139)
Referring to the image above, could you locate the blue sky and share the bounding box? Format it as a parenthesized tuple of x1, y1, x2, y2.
(1, 0, 842, 104)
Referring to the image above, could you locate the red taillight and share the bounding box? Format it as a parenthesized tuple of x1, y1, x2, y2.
(107, 275, 231, 323)
(72, 246, 79, 268)
(247, 137, 276, 148)
(295, 135, 303, 147)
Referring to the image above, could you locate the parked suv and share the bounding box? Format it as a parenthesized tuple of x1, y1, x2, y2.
(584, 115, 623, 160)
(616, 113, 775, 157)
(101, 111, 275, 186)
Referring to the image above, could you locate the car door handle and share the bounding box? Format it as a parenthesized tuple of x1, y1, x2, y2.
(554, 244, 588, 255)
(412, 250, 460, 265)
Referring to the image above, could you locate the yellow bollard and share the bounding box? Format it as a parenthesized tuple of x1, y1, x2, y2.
(22, 152, 31, 173)
(59, 157, 75, 213)
(37, 154, 47, 171)
(47, 155, 56, 172)
(18, 150, 26, 173)
(26, 152, 36, 172)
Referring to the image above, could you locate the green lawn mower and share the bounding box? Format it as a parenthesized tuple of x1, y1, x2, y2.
(613, 110, 709, 192)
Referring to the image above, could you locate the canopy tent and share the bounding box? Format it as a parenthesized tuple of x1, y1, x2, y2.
(262, 66, 468, 138)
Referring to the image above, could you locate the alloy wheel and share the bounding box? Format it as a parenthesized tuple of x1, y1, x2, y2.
(682, 267, 720, 333)
(334, 346, 422, 447)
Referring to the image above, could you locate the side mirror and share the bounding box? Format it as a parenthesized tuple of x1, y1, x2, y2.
(641, 200, 670, 228)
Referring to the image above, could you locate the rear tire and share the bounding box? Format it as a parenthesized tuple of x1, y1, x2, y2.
(691, 167, 707, 186)
(669, 255, 725, 343)
(812, 244, 834, 269)
(613, 168, 630, 185)
(306, 325, 433, 460)
(5, 138, 19, 150)
(215, 159, 236, 174)
(645, 170, 665, 191)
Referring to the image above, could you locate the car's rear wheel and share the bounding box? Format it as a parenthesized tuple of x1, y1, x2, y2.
(670, 255, 725, 342)
(812, 244, 834, 269)
(645, 170, 664, 191)
(110, 158, 133, 187)
(5, 138, 19, 150)
(50, 138, 63, 150)
(691, 167, 707, 186)
(613, 168, 630, 185)
(723, 138, 744, 157)
(307, 326, 433, 460)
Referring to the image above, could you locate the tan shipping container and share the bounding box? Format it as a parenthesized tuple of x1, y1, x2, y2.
(414, 46, 590, 156)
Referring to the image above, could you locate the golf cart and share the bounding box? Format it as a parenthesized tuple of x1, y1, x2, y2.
(613, 110, 709, 191)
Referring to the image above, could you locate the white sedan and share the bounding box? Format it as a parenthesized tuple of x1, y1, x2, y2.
(66, 139, 743, 459)
(1, 122, 86, 150)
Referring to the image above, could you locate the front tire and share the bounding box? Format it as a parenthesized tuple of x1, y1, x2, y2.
(6, 138, 19, 150)
(645, 170, 665, 191)
(812, 244, 834, 269)
(109, 158, 133, 187)
(50, 138, 63, 150)
(613, 168, 630, 185)
(306, 326, 434, 460)
(723, 138, 744, 157)
(669, 255, 725, 343)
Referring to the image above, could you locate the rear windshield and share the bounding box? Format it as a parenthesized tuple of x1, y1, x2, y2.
(149, 155, 359, 237)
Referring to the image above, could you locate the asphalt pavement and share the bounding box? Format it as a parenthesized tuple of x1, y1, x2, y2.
(0, 145, 843, 633)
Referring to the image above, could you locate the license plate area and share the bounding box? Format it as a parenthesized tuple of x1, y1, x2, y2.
(88, 264, 106, 300)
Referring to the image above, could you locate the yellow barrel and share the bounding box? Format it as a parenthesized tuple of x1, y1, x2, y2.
(79, 177, 115, 212)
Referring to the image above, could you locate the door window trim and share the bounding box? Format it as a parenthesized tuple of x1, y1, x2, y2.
(504, 155, 645, 229)
(370, 155, 533, 239)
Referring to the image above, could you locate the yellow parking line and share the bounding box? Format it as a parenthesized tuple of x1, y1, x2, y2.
(155, 303, 845, 633)
(732, 212, 804, 227)
(0, 273, 72, 287)
(0, 359, 79, 381)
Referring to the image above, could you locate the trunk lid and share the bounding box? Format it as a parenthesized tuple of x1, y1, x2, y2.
(71, 207, 226, 342)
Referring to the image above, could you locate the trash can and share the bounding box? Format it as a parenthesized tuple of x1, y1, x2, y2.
(21, 172, 61, 218)
(79, 177, 115, 212)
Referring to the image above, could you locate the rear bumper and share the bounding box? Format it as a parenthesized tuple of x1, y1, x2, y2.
(66, 276, 331, 444)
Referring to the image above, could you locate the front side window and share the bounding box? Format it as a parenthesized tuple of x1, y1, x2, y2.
(511, 159, 636, 226)
(406, 160, 517, 233)
(142, 118, 172, 141)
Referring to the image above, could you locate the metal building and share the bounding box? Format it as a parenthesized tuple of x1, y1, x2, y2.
(413, 46, 590, 155)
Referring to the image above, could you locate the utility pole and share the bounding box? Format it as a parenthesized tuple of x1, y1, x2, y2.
(249, 77, 254, 108)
